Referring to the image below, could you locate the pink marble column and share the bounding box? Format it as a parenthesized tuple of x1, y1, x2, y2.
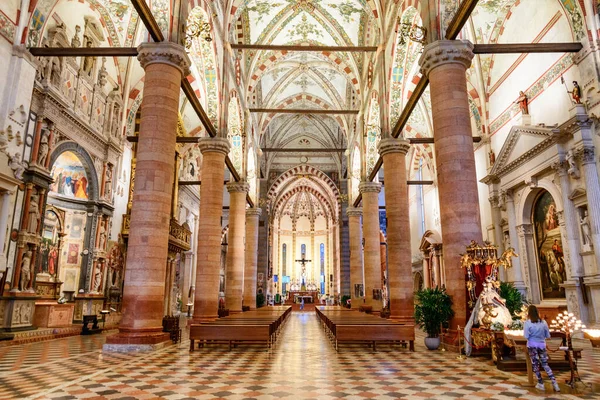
(225, 182, 248, 313)
(379, 138, 413, 322)
(192, 137, 230, 322)
(419, 40, 483, 329)
(359, 182, 382, 312)
(243, 208, 261, 309)
(347, 207, 364, 309)
(105, 42, 190, 350)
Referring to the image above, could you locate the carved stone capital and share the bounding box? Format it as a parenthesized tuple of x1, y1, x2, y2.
(346, 207, 363, 217)
(226, 182, 249, 193)
(551, 160, 569, 176)
(359, 181, 381, 194)
(246, 207, 262, 217)
(137, 42, 191, 76)
(378, 137, 411, 157)
(419, 40, 474, 77)
(488, 195, 500, 209)
(580, 146, 595, 164)
(198, 137, 230, 156)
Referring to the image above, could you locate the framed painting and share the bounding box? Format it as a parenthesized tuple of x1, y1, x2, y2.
(67, 243, 80, 265)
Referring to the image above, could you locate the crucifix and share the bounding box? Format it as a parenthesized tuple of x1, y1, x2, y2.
(295, 254, 312, 278)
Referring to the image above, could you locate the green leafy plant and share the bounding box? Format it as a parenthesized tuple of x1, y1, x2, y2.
(256, 293, 266, 308)
(499, 282, 524, 317)
(414, 287, 454, 338)
(340, 295, 351, 308)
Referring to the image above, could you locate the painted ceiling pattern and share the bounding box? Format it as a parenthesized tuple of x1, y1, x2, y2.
(24, 0, 588, 187)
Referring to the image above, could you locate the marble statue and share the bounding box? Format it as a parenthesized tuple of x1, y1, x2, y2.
(104, 167, 112, 198)
(98, 57, 107, 86)
(38, 129, 49, 167)
(93, 263, 102, 292)
(82, 41, 95, 77)
(566, 150, 580, 179)
(28, 191, 40, 234)
(580, 209, 592, 247)
(98, 223, 107, 250)
(71, 25, 81, 48)
(20, 251, 32, 291)
(8, 152, 25, 180)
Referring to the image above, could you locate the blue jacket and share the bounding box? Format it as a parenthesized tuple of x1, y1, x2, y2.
(524, 319, 550, 347)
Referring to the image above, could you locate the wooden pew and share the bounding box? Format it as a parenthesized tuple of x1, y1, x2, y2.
(315, 307, 415, 351)
(189, 306, 291, 351)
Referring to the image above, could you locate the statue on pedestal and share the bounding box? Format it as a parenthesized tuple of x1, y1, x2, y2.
(28, 191, 41, 234)
(514, 91, 529, 115)
(20, 251, 32, 291)
(38, 129, 49, 167)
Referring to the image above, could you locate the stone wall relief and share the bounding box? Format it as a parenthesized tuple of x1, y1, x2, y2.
(10, 301, 33, 326)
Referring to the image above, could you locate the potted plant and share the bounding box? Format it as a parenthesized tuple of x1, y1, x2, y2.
(414, 287, 454, 350)
(499, 282, 525, 317)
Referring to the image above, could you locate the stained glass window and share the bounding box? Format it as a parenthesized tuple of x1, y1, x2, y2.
(282, 243, 287, 276)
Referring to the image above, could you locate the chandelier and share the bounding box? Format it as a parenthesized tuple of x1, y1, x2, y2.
(397, 19, 427, 46)
(185, 21, 212, 49)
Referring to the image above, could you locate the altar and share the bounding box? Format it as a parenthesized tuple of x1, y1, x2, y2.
(288, 291, 318, 304)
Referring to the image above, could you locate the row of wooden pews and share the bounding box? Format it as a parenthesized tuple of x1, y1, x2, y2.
(189, 306, 292, 351)
(316, 306, 415, 351)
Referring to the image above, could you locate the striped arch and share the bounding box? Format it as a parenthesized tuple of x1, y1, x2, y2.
(247, 50, 361, 99)
(258, 94, 348, 137)
(274, 185, 335, 222)
(268, 165, 340, 204)
(227, 0, 382, 34)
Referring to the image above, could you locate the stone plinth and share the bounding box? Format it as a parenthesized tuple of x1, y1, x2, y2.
(225, 182, 249, 313)
(193, 138, 230, 322)
(359, 182, 382, 312)
(379, 138, 413, 322)
(243, 208, 262, 309)
(0, 297, 37, 332)
(33, 301, 74, 328)
(420, 40, 483, 329)
(105, 42, 190, 350)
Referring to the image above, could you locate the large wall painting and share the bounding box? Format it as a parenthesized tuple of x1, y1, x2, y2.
(39, 209, 61, 277)
(49, 151, 89, 200)
(532, 190, 566, 299)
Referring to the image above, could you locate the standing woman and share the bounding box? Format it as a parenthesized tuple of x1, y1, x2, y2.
(524, 305, 560, 392)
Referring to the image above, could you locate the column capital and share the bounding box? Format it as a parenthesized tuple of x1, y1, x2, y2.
(419, 40, 474, 77)
(246, 207, 262, 217)
(551, 159, 569, 176)
(137, 42, 191, 76)
(346, 207, 363, 217)
(359, 181, 381, 194)
(378, 137, 410, 157)
(198, 137, 230, 156)
(226, 182, 249, 193)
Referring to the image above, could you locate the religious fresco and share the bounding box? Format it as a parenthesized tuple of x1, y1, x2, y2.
(67, 242, 80, 265)
(39, 209, 61, 277)
(532, 190, 566, 299)
(49, 151, 89, 200)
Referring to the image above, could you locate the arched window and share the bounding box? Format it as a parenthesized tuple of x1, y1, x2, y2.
(416, 157, 425, 236)
(320, 243, 325, 294)
(365, 94, 380, 177)
(227, 94, 243, 174)
(282, 243, 287, 276)
(301, 243, 306, 258)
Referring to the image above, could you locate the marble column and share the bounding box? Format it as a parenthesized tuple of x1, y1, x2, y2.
(359, 182, 382, 312)
(489, 193, 506, 282)
(347, 207, 363, 309)
(379, 138, 413, 322)
(505, 190, 526, 291)
(419, 40, 483, 328)
(192, 138, 230, 322)
(243, 207, 261, 309)
(225, 182, 248, 313)
(577, 133, 600, 273)
(104, 42, 189, 350)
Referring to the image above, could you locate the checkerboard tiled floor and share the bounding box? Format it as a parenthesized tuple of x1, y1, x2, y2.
(0, 312, 598, 399)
